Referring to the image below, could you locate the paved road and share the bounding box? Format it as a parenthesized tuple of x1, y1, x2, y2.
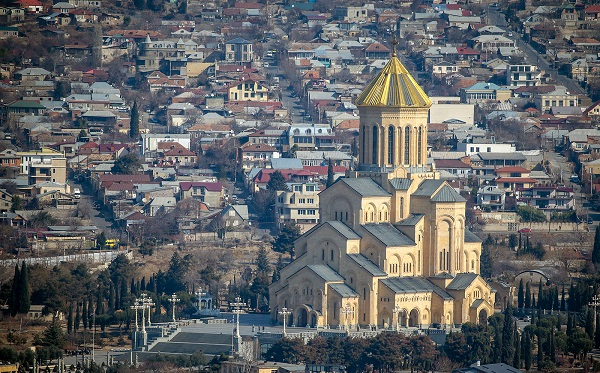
(487, 8, 584, 95)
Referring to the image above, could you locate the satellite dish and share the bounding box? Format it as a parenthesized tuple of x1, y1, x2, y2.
(142, 198, 147, 203)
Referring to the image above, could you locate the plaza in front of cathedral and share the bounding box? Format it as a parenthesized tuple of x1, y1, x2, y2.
(269, 45, 496, 330)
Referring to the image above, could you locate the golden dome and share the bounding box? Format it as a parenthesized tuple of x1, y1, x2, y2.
(355, 56, 432, 108)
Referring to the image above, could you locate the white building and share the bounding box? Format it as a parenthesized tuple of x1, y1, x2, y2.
(141, 134, 191, 155)
(506, 65, 541, 87)
(275, 181, 320, 233)
(456, 139, 516, 155)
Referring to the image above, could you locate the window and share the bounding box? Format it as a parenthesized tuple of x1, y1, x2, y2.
(417, 127, 422, 163)
(372, 126, 378, 163)
(331, 250, 334, 261)
(404, 127, 410, 164)
(306, 185, 315, 191)
(388, 126, 394, 164)
(308, 210, 316, 215)
(307, 198, 314, 203)
(294, 185, 302, 191)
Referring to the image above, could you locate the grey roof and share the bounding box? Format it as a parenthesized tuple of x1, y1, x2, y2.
(326, 221, 361, 240)
(471, 299, 485, 308)
(474, 152, 527, 161)
(464, 230, 482, 243)
(271, 158, 303, 170)
(431, 185, 466, 203)
(396, 214, 424, 226)
(347, 254, 387, 276)
(446, 273, 479, 290)
(412, 179, 445, 197)
(381, 277, 453, 300)
(389, 178, 413, 190)
(329, 283, 359, 297)
(307, 264, 344, 282)
(227, 37, 251, 44)
(430, 272, 454, 279)
(362, 224, 415, 246)
(339, 178, 391, 197)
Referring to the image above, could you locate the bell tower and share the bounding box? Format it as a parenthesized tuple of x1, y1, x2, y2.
(355, 38, 432, 172)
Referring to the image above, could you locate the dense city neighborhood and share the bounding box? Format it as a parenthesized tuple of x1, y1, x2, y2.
(1, 0, 600, 371)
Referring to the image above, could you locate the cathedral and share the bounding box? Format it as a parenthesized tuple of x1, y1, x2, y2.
(269, 46, 495, 330)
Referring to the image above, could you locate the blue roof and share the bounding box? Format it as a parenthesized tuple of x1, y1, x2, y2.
(465, 82, 503, 91)
(339, 178, 391, 197)
(362, 224, 415, 246)
(381, 277, 453, 300)
(347, 254, 387, 276)
(271, 158, 303, 169)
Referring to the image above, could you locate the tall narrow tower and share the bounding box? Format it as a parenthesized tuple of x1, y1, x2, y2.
(355, 40, 432, 172)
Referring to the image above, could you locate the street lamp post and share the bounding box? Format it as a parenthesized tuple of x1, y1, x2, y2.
(139, 293, 155, 330)
(230, 296, 246, 340)
(168, 294, 180, 322)
(341, 303, 354, 332)
(589, 294, 600, 332)
(278, 307, 291, 336)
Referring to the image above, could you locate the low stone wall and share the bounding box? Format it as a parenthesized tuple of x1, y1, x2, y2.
(481, 222, 588, 232)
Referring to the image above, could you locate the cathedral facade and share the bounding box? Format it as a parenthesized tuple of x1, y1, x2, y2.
(269, 48, 495, 330)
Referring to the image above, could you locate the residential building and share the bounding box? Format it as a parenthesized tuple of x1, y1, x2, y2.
(18, 148, 67, 186)
(471, 35, 515, 52)
(477, 185, 506, 211)
(516, 185, 574, 211)
(535, 85, 579, 113)
(434, 159, 472, 178)
(432, 62, 459, 78)
(141, 134, 191, 156)
(457, 138, 516, 156)
(227, 79, 269, 102)
(238, 143, 281, 170)
(0, 189, 12, 213)
(275, 181, 320, 232)
(224, 38, 253, 63)
(460, 82, 511, 104)
(506, 65, 541, 87)
(333, 5, 369, 22)
(0, 26, 18, 38)
(179, 181, 224, 208)
(136, 35, 189, 74)
(269, 51, 494, 329)
(0, 149, 21, 168)
(288, 123, 333, 151)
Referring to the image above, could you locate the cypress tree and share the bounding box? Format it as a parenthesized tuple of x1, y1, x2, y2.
(501, 306, 515, 364)
(586, 308, 595, 340)
(67, 304, 73, 334)
(592, 225, 600, 265)
(518, 279, 524, 310)
(121, 279, 128, 305)
(82, 299, 88, 330)
(272, 254, 284, 283)
(129, 101, 140, 139)
(74, 302, 81, 331)
(556, 313, 561, 331)
(525, 282, 532, 310)
(553, 287, 559, 312)
(513, 324, 521, 368)
(537, 329, 543, 371)
(567, 313, 573, 336)
(9, 264, 20, 316)
(18, 261, 30, 314)
(561, 285, 566, 312)
(523, 329, 532, 371)
(532, 294, 536, 309)
(108, 282, 115, 312)
(141, 276, 146, 291)
(130, 278, 136, 295)
(326, 159, 334, 188)
(493, 320, 503, 363)
(595, 313, 600, 348)
(549, 328, 555, 362)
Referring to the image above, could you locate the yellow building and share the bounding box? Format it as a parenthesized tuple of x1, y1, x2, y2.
(269, 44, 495, 330)
(228, 79, 269, 102)
(18, 148, 67, 186)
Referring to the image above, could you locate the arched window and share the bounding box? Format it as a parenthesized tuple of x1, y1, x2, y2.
(372, 126, 378, 164)
(404, 127, 410, 165)
(417, 127, 422, 164)
(388, 126, 394, 164)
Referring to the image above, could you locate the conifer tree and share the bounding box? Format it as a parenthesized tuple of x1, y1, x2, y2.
(560, 285, 566, 311)
(67, 304, 73, 334)
(141, 276, 146, 291)
(18, 261, 30, 314)
(256, 245, 271, 276)
(513, 324, 521, 368)
(586, 308, 595, 340)
(523, 329, 532, 371)
(549, 328, 555, 362)
(109, 282, 115, 312)
(567, 313, 573, 336)
(595, 313, 600, 348)
(9, 264, 20, 316)
(121, 279, 128, 306)
(518, 279, 524, 310)
(75, 302, 81, 331)
(129, 101, 140, 139)
(537, 329, 543, 370)
(525, 282, 532, 310)
(501, 306, 515, 364)
(272, 254, 284, 283)
(592, 225, 600, 265)
(82, 299, 88, 330)
(326, 159, 334, 188)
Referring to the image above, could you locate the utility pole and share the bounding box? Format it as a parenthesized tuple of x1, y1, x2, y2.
(278, 307, 291, 337)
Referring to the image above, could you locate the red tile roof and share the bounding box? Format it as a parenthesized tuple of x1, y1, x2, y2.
(303, 165, 346, 175)
(495, 177, 537, 183)
(434, 159, 471, 168)
(241, 143, 278, 152)
(99, 174, 151, 183)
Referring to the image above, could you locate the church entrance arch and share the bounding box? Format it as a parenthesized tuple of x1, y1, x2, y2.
(409, 309, 419, 327)
(297, 308, 308, 327)
(310, 312, 317, 327)
(478, 309, 488, 325)
(399, 309, 408, 327)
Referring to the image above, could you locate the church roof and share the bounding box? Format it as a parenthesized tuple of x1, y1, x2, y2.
(446, 273, 479, 290)
(431, 185, 466, 203)
(339, 178, 391, 197)
(470, 299, 485, 308)
(396, 214, 424, 226)
(412, 179, 445, 197)
(362, 224, 415, 246)
(464, 230, 482, 242)
(326, 221, 361, 239)
(347, 254, 388, 276)
(389, 178, 413, 190)
(381, 277, 453, 300)
(307, 265, 345, 282)
(355, 55, 432, 108)
(329, 283, 359, 297)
